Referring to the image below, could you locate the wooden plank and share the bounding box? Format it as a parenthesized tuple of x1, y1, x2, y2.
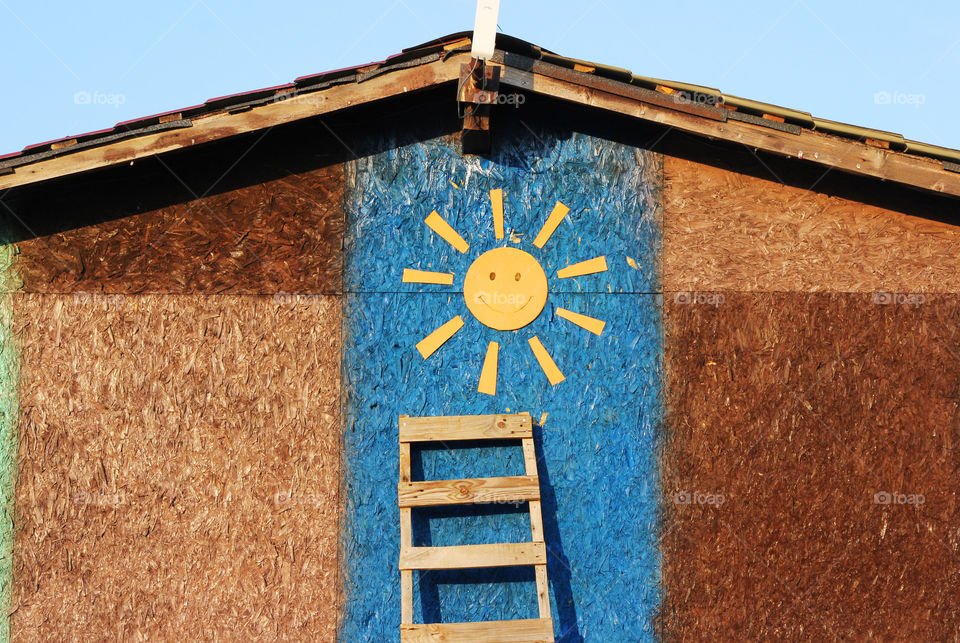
(520, 437, 546, 544)
(527, 500, 545, 544)
(398, 475, 540, 508)
(0, 54, 468, 190)
(521, 437, 538, 477)
(521, 436, 551, 619)
(50, 139, 77, 150)
(535, 565, 551, 620)
(399, 542, 546, 571)
(399, 425, 413, 625)
(497, 62, 960, 199)
(401, 567, 413, 624)
(401, 618, 554, 643)
(400, 413, 532, 442)
(501, 54, 726, 121)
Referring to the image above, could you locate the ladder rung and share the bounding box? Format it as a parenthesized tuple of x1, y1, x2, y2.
(401, 618, 554, 642)
(400, 414, 532, 443)
(398, 475, 540, 508)
(400, 542, 546, 571)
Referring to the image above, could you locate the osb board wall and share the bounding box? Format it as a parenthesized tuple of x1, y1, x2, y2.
(341, 123, 663, 640)
(660, 293, 960, 639)
(12, 294, 341, 640)
(663, 155, 960, 293)
(13, 164, 343, 295)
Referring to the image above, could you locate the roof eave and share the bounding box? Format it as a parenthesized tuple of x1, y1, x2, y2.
(3, 35, 960, 199)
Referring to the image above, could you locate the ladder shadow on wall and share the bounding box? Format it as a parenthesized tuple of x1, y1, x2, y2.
(409, 428, 582, 642)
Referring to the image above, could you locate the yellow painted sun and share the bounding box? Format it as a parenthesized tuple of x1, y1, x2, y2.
(401, 188, 608, 396)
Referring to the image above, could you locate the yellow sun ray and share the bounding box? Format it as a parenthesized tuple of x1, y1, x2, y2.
(556, 307, 606, 336)
(490, 189, 505, 240)
(557, 256, 608, 279)
(532, 201, 570, 249)
(424, 211, 469, 253)
(402, 268, 455, 285)
(416, 316, 464, 359)
(528, 336, 565, 385)
(409, 187, 606, 395)
(478, 341, 499, 395)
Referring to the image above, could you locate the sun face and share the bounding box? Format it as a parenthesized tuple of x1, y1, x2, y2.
(402, 189, 609, 396)
(463, 247, 548, 331)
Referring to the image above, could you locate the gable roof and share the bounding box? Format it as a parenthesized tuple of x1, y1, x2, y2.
(3, 32, 960, 198)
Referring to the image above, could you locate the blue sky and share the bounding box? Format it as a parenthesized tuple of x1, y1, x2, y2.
(1, 0, 958, 154)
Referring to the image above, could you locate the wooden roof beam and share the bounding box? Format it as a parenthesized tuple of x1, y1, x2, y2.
(0, 54, 469, 191)
(496, 57, 960, 199)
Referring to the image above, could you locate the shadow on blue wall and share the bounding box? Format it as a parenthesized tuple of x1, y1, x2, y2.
(534, 424, 582, 643)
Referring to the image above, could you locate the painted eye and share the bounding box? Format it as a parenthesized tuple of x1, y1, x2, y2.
(489, 272, 496, 280)
(514, 273, 522, 281)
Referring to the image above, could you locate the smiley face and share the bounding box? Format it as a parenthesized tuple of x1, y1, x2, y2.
(463, 247, 548, 330)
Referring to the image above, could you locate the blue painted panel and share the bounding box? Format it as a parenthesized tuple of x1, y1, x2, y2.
(343, 123, 661, 295)
(340, 124, 662, 642)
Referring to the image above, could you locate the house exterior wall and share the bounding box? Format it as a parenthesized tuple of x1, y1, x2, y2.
(660, 155, 960, 639)
(0, 112, 958, 641)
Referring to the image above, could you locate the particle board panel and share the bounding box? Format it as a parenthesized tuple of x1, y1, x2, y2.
(11, 293, 342, 640)
(11, 164, 344, 295)
(663, 155, 960, 293)
(661, 292, 960, 639)
(343, 121, 662, 296)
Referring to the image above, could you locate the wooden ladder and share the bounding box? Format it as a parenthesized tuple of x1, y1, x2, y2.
(398, 412, 554, 643)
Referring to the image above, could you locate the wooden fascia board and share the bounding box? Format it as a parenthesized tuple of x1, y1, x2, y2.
(497, 58, 960, 199)
(0, 54, 468, 191)
(5, 45, 959, 200)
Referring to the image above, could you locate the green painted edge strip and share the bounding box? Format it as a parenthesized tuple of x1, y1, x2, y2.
(0, 242, 20, 643)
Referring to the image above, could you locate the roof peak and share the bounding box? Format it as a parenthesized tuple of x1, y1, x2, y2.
(3, 31, 959, 196)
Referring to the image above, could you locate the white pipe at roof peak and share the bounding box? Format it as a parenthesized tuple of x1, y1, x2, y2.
(471, 0, 500, 60)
